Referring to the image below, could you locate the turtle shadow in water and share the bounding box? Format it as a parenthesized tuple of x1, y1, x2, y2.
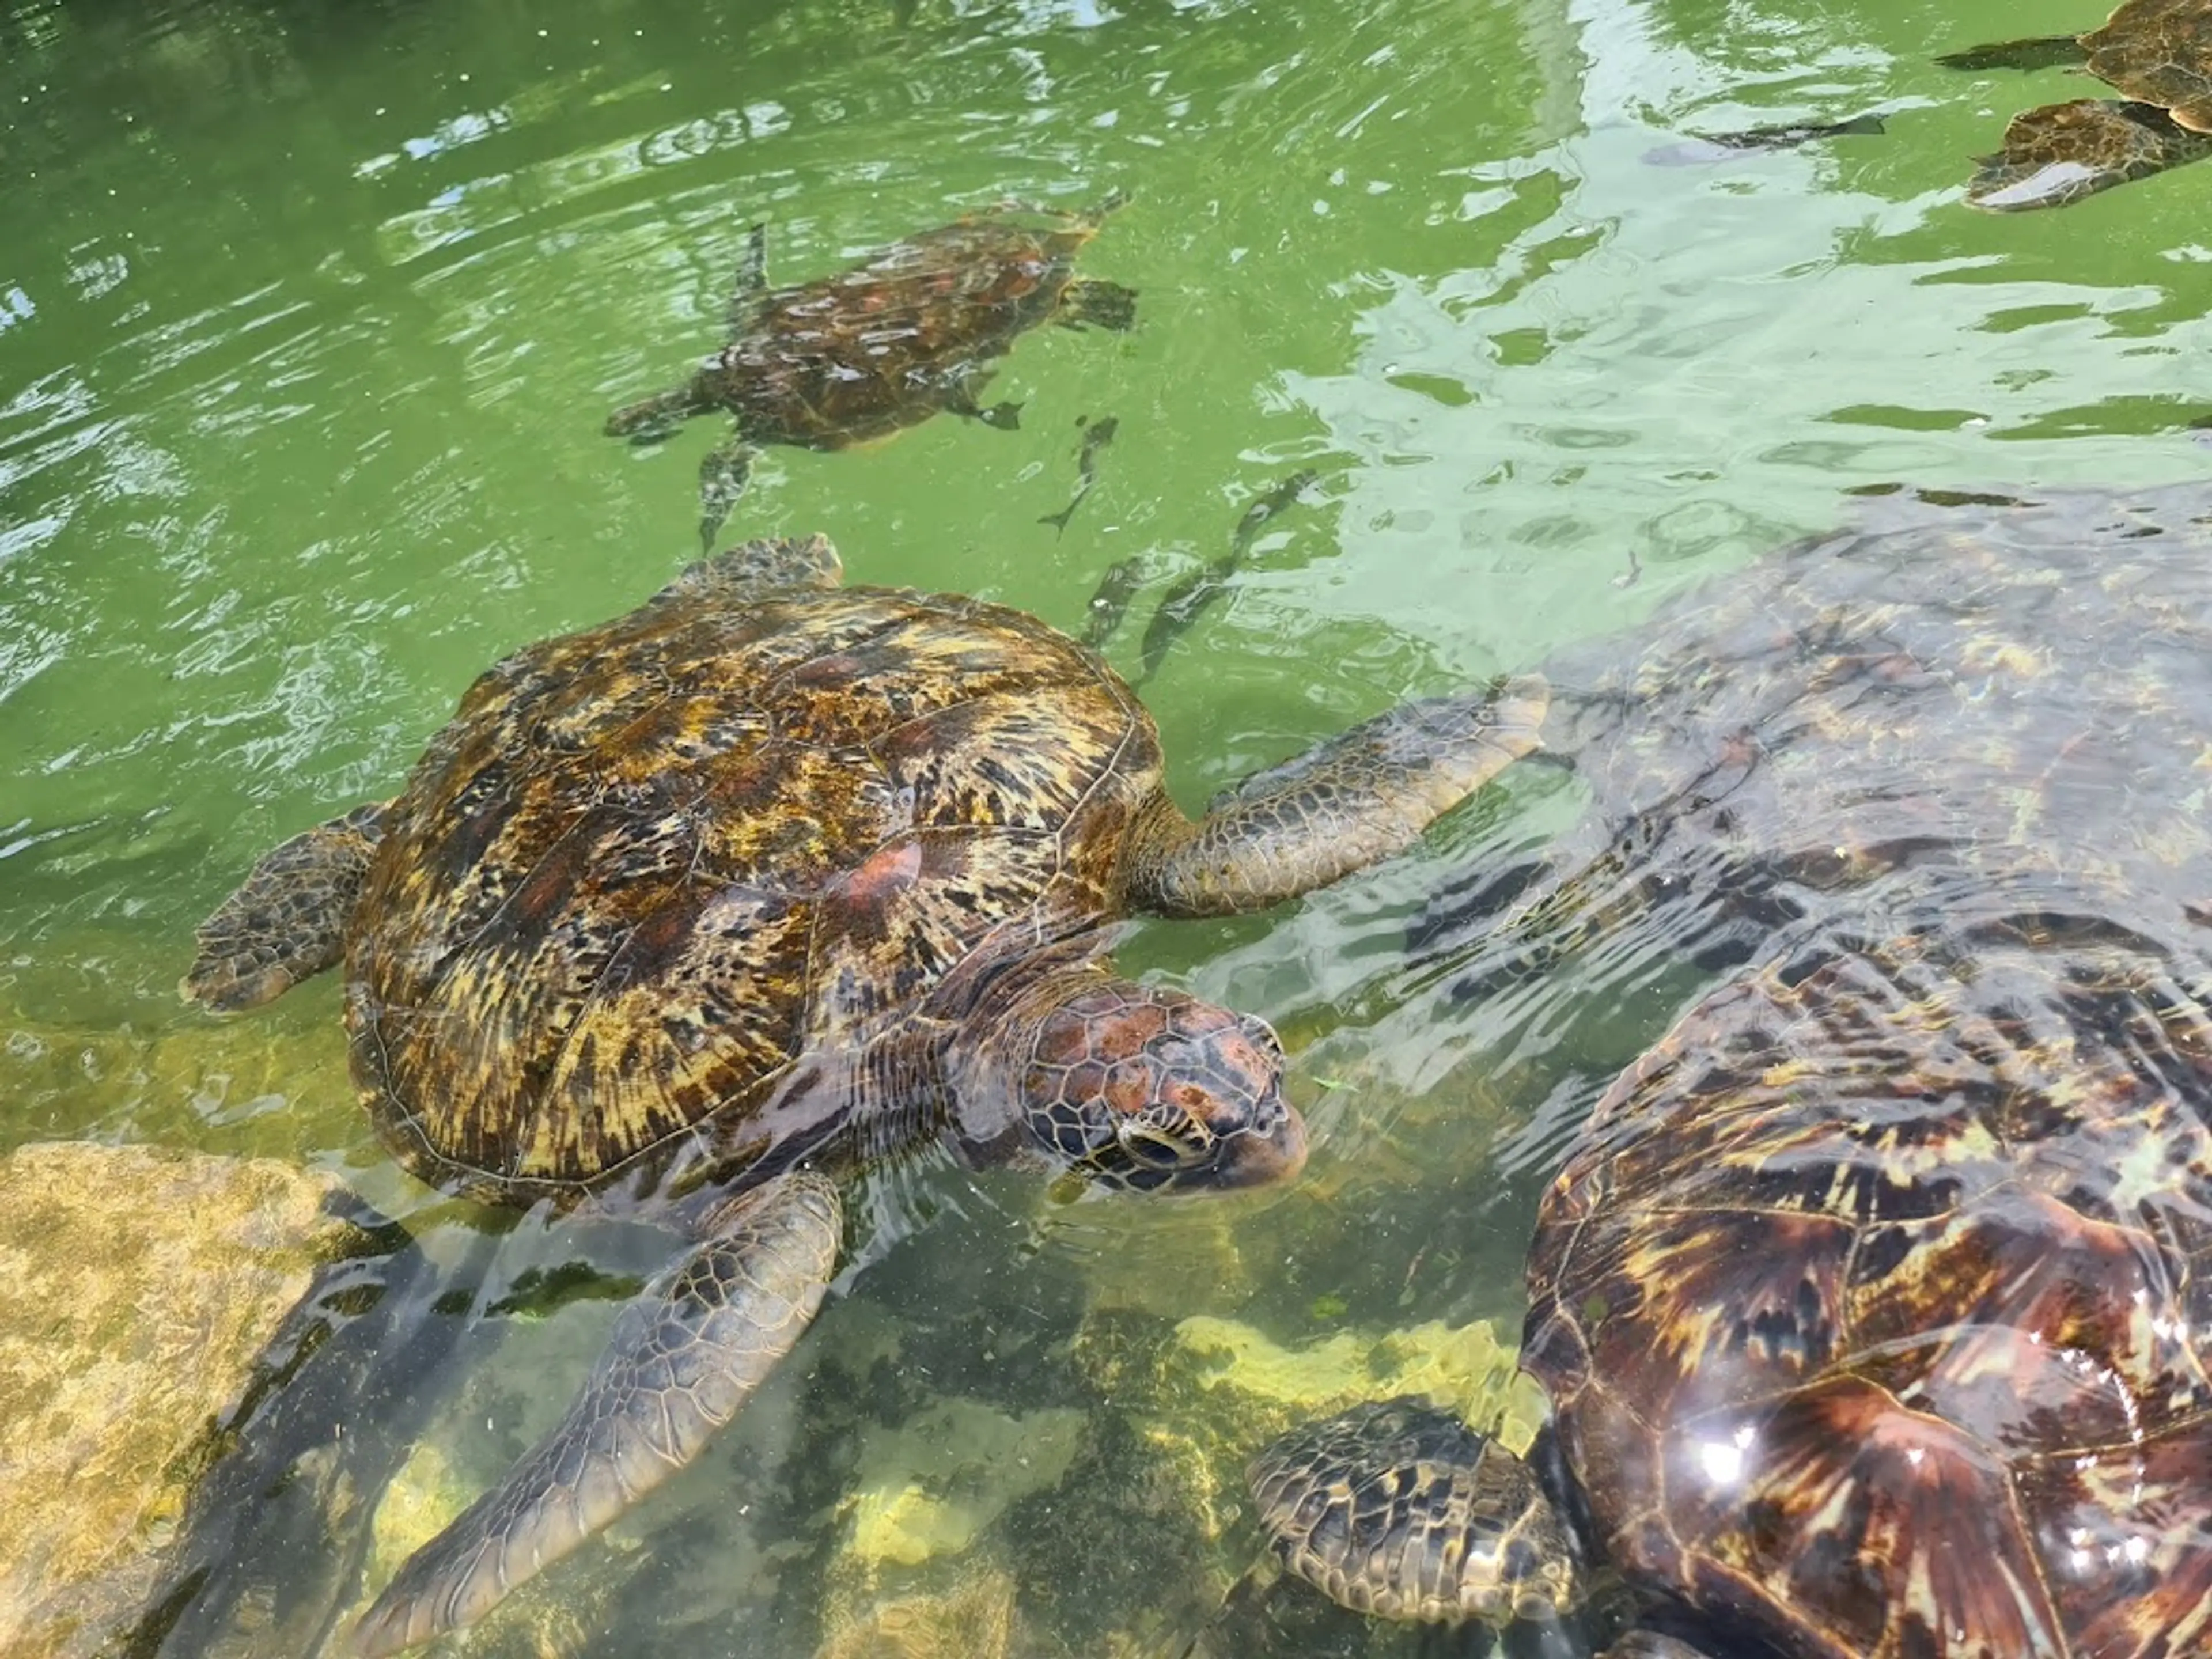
(1081, 468, 1321, 681)
(1641, 1, 2212, 211)
(123, 1203, 667, 1659)
(116, 1194, 456, 1659)
(1639, 111, 1887, 168)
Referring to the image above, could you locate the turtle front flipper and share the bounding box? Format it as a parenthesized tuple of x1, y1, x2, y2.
(180, 801, 389, 1012)
(697, 433, 758, 551)
(1125, 676, 1548, 918)
(603, 385, 704, 444)
(1056, 277, 1138, 332)
(1248, 1399, 1580, 1624)
(1967, 98, 2212, 210)
(351, 1171, 843, 1658)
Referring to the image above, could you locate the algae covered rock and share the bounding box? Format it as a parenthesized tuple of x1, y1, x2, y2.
(838, 1397, 1085, 1574)
(0, 1139, 363, 1659)
(1071, 1306, 1546, 1558)
(813, 1560, 1020, 1659)
(1168, 1313, 1543, 1447)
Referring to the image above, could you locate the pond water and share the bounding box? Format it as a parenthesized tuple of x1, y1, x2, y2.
(5, 0, 2210, 1652)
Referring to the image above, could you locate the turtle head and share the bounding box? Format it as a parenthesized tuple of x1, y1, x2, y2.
(973, 974, 1308, 1193)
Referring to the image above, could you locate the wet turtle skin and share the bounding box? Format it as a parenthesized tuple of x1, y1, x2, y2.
(1256, 486, 2212, 1657)
(1941, 0, 2212, 209)
(181, 535, 1546, 1653)
(1246, 1397, 1578, 1624)
(607, 199, 1138, 548)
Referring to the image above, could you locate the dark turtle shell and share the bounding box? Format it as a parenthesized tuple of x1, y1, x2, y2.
(346, 570, 1157, 1206)
(714, 208, 1111, 450)
(2083, 0, 2212, 129)
(1437, 487, 2212, 1656)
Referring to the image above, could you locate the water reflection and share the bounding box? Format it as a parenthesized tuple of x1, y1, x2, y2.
(6, 0, 2212, 1651)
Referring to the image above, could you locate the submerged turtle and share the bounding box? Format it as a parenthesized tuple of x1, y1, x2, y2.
(606, 198, 1137, 550)
(1247, 486, 2212, 1656)
(1641, 110, 1887, 168)
(1940, 0, 2212, 209)
(180, 534, 1546, 1654)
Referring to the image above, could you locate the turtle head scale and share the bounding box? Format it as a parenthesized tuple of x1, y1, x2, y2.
(978, 972, 1308, 1193)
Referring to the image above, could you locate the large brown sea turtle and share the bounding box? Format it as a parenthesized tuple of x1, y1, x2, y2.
(179, 534, 1546, 1653)
(1940, 0, 2212, 209)
(1245, 485, 2212, 1656)
(606, 198, 1137, 550)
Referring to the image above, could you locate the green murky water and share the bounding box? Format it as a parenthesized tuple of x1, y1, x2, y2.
(5, 0, 2210, 1652)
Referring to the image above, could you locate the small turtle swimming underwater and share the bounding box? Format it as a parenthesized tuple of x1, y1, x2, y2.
(180, 535, 1546, 1653)
(1940, 0, 2212, 209)
(606, 197, 1137, 550)
(1248, 486, 2212, 1657)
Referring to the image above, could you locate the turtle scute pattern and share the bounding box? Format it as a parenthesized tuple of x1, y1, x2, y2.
(350, 577, 1154, 1205)
(1494, 491, 2212, 1658)
(720, 208, 1119, 449)
(2082, 0, 2212, 128)
(1527, 919, 2212, 1658)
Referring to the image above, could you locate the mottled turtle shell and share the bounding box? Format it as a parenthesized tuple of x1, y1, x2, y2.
(2083, 0, 2212, 130)
(1452, 487, 2212, 1657)
(722, 211, 1104, 449)
(345, 567, 1157, 1206)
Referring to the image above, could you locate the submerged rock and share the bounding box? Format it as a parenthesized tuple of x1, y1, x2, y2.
(0, 1140, 361, 1659)
(1090, 1311, 1546, 1554)
(1167, 1313, 1545, 1447)
(838, 1398, 1085, 1574)
(814, 1560, 1020, 1659)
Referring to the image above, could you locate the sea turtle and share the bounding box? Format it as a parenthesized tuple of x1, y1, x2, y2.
(1245, 485, 2212, 1656)
(179, 533, 1547, 1654)
(605, 198, 1137, 550)
(1939, 0, 2212, 209)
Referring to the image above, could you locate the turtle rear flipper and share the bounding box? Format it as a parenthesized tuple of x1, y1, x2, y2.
(1126, 675, 1548, 917)
(180, 802, 389, 1012)
(1935, 34, 2087, 72)
(351, 1170, 842, 1658)
(1247, 1399, 1580, 1624)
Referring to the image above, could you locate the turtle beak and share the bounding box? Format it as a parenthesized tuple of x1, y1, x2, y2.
(1213, 1096, 1308, 1188)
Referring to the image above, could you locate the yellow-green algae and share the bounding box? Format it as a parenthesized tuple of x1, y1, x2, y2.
(813, 1559, 1020, 1659)
(839, 1399, 1085, 1573)
(1170, 1313, 1544, 1448)
(0, 1000, 355, 1171)
(1073, 1307, 1546, 1560)
(0, 1141, 357, 1659)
